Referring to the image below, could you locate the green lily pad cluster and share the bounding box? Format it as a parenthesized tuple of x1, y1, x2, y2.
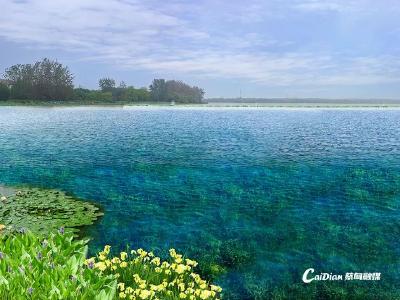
(0, 187, 103, 235)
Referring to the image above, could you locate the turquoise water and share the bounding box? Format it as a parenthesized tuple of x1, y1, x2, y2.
(0, 107, 400, 299)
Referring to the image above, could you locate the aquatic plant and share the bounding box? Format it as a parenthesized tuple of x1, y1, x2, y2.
(88, 246, 222, 299)
(0, 231, 116, 299)
(0, 231, 222, 299)
(0, 188, 103, 235)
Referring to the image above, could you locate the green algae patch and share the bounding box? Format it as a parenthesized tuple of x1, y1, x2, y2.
(0, 187, 103, 234)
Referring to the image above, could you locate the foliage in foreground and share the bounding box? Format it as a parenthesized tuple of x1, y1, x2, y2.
(0, 231, 222, 300)
(0, 231, 116, 299)
(87, 246, 222, 300)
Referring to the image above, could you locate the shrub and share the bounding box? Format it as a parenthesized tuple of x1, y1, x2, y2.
(86, 91, 113, 102)
(88, 247, 223, 299)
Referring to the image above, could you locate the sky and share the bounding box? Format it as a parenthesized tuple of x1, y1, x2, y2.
(0, 0, 399, 99)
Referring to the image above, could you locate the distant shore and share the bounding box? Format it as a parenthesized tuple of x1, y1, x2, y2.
(1, 99, 400, 108)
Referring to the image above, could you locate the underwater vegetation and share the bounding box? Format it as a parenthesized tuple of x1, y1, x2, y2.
(0, 187, 103, 235)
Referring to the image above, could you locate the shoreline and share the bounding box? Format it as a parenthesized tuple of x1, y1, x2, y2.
(1, 103, 400, 109)
(1, 99, 400, 109)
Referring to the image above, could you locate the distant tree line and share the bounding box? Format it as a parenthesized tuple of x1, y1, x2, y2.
(1, 58, 73, 100)
(0, 58, 205, 104)
(149, 79, 204, 103)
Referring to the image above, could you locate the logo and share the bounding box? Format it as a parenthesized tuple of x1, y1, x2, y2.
(302, 268, 381, 283)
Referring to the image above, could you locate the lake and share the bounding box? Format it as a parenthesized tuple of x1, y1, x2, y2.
(0, 107, 399, 299)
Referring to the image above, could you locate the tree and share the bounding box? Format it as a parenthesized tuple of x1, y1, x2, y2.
(165, 80, 204, 103)
(149, 79, 204, 103)
(72, 88, 91, 101)
(119, 81, 127, 89)
(149, 79, 167, 102)
(98, 78, 116, 92)
(5, 64, 35, 99)
(122, 87, 150, 102)
(4, 58, 73, 100)
(0, 82, 10, 100)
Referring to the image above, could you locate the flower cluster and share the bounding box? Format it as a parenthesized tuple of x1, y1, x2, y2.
(85, 246, 222, 300)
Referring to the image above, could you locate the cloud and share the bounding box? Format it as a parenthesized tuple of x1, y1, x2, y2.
(293, 0, 358, 13)
(0, 0, 399, 89)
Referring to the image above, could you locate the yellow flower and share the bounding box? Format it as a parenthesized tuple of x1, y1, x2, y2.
(120, 261, 128, 268)
(120, 252, 128, 261)
(112, 257, 121, 264)
(185, 259, 198, 267)
(175, 264, 187, 274)
(200, 290, 212, 299)
(179, 292, 187, 299)
(84, 257, 95, 267)
(118, 283, 125, 291)
(139, 283, 146, 289)
(169, 249, 177, 258)
(151, 257, 160, 266)
(137, 248, 148, 257)
(210, 285, 222, 293)
(139, 290, 151, 299)
(119, 292, 126, 299)
(95, 262, 107, 271)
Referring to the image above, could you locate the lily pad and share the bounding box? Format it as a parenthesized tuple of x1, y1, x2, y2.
(0, 187, 103, 235)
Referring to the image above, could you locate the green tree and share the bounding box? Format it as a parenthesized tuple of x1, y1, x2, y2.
(149, 79, 167, 102)
(98, 78, 116, 92)
(122, 87, 150, 102)
(119, 81, 127, 88)
(5, 64, 35, 99)
(0, 82, 10, 100)
(72, 87, 91, 101)
(87, 91, 113, 102)
(165, 80, 204, 103)
(4, 58, 73, 100)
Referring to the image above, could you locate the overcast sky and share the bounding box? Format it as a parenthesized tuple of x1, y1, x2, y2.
(0, 0, 399, 98)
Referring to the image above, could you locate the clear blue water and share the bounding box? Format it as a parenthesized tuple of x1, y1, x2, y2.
(1, 107, 400, 299)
